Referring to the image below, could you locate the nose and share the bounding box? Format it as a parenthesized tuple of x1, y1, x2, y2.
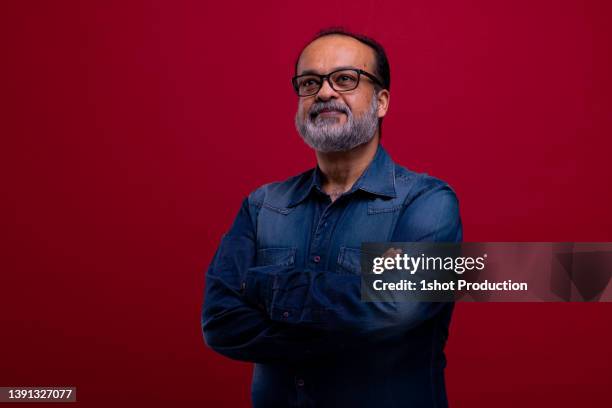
(315, 77, 340, 102)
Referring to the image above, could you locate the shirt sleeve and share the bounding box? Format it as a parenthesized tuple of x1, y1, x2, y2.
(245, 180, 462, 341)
(201, 198, 342, 364)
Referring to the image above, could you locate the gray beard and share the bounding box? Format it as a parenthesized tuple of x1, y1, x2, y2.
(295, 94, 379, 153)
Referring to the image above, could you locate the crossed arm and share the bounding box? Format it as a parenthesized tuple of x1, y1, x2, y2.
(201, 183, 462, 364)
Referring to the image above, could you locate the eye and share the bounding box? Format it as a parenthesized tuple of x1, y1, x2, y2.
(332, 72, 358, 87)
(298, 77, 321, 91)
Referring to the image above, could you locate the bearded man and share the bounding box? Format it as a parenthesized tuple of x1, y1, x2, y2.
(202, 28, 462, 408)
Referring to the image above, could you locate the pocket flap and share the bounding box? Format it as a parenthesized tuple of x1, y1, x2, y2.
(256, 247, 297, 267)
(337, 246, 363, 275)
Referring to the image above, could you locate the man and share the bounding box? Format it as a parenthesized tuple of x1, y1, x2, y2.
(202, 28, 462, 408)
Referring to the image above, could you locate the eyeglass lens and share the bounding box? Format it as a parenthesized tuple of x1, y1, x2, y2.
(296, 70, 360, 96)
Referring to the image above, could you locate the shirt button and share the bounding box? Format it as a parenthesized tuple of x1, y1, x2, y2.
(313, 255, 321, 263)
(296, 379, 305, 387)
(282, 311, 290, 318)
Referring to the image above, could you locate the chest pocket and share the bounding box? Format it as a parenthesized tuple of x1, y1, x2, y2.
(255, 247, 297, 267)
(336, 246, 363, 275)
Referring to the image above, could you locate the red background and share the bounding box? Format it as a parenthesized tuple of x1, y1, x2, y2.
(2, 1, 612, 406)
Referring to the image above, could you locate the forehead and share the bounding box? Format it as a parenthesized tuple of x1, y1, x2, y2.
(296, 35, 376, 75)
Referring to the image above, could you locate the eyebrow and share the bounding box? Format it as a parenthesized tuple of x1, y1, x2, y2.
(297, 66, 360, 76)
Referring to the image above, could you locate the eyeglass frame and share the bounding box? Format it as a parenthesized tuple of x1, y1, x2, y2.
(291, 68, 384, 97)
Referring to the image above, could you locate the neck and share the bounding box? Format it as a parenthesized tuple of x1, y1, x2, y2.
(315, 132, 380, 201)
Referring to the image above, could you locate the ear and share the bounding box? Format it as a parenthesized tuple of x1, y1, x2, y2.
(376, 89, 390, 119)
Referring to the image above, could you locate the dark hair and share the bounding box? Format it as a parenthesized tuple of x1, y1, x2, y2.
(294, 27, 390, 134)
(294, 27, 390, 91)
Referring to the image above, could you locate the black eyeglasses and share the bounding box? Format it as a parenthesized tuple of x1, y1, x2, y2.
(292, 68, 383, 97)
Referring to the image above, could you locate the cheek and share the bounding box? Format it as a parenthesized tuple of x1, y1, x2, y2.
(346, 96, 370, 117)
(298, 100, 310, 118)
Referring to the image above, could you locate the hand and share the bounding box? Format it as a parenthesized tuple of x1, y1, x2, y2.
(381, 247, 403, 259)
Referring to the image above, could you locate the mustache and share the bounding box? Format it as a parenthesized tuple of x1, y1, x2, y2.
(309, 101, 350, 118)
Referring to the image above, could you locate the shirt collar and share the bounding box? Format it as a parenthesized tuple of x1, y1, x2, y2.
(287, 144, 397, 208)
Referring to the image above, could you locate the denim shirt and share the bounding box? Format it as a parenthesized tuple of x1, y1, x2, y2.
(202, 145, 462, 408)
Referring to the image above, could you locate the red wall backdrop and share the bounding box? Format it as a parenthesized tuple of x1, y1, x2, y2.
(2, 1, 611, 406)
